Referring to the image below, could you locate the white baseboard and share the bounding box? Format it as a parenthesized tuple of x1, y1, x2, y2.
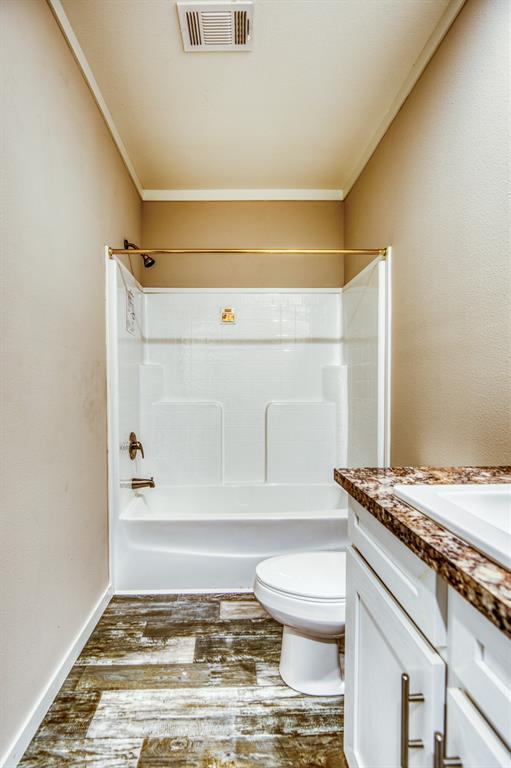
(1, 584, 113, 768)
(1, 583, 250, 766)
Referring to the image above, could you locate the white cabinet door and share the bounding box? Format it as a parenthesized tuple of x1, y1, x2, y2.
(344, 547, 446, 768)
(448, 588, 511, 748)
(447, 688, 511, 768)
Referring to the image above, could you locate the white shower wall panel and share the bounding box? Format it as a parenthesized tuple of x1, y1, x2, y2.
(142, 290, 343, 484)
(115, 264, 144, 511)
(342, 259, 381, 466)
(151, 401, 222, 484)
(266, 401, 337, 483)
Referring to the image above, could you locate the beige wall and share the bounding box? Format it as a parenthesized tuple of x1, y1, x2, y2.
(1, 0, 510, 759)
(344, 0, 511, 467)
(0, 0, 141, 761)
(141, 201, 344, 287)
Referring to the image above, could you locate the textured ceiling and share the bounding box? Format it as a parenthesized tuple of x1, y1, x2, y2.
(62, 0, 451, 192)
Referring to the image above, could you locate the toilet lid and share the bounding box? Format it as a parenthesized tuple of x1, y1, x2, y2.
(256, 551, 346, 600)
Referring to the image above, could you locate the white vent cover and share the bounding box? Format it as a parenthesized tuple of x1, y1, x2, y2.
(177, 1, 253, 52)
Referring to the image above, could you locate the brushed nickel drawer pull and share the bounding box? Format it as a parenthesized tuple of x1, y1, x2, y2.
(401, 673, 425, 768)
(433, 732, 463, 768)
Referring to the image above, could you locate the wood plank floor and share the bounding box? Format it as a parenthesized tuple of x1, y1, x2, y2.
(19, 593, 346, 767)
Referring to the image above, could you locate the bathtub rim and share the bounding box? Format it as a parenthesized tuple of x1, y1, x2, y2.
(120, 481, 347, 522)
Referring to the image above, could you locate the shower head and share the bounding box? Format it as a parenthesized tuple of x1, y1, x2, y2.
(123, 239, 156, 269)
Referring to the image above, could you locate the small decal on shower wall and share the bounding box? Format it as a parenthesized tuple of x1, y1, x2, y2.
(126, 288, 136, 335)
(221, 307, 236, 323)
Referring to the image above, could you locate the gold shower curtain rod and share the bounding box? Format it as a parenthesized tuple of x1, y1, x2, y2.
(109, 247, 387, 257)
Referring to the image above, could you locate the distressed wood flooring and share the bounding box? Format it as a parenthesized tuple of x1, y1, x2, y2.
(19, 593, 346, 767)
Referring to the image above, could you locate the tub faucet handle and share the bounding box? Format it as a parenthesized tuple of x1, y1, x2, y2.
(129, 432, 145, 460)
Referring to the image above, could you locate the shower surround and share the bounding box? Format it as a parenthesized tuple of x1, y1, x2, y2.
(143, 288, 344, 485)
(107, 259, 387, 591)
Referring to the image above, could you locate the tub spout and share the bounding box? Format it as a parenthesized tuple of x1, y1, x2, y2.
(131, 477, 155, 489)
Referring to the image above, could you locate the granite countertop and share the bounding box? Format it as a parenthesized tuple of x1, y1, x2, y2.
(334, 466, 511, 638)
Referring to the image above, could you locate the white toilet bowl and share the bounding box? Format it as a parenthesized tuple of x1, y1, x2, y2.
(254, 550, 346, 696)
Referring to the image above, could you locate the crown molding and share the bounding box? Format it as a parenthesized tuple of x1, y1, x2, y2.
(47, 0, 143, 197)
(48, 0, 465, 204)
(142, 189, 344, 202)
(343, 0, 466, 197)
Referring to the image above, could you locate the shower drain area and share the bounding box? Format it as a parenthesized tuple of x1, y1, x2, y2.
(19, 593, 346, 767)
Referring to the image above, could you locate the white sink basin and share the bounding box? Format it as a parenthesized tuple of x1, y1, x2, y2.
(394, 484, 511, 570)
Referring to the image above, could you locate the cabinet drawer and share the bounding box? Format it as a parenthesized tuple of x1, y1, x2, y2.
(448, 588, 511, 748)
(348, 498, 447, 647)
(447, 688, 511, 768)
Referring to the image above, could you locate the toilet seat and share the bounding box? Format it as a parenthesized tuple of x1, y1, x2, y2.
(254, 550, 347, 695)
(255, 579, 344, 605)
(255, 551, 346, 601)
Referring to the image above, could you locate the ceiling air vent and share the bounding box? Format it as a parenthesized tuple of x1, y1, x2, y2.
(177, 2, 254, 52)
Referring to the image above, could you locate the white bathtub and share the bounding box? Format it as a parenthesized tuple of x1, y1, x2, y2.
(115, 483, 348, 592)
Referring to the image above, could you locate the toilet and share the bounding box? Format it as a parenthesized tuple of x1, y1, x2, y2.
(254, 550, 346, 696)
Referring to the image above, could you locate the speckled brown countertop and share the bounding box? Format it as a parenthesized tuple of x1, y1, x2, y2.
(334, 466, 511, 638)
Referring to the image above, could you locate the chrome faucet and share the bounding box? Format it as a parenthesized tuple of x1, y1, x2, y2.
(131, 477, 155, 490)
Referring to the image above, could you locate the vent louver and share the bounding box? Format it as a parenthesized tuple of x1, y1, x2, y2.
(177, 2, 253, 52)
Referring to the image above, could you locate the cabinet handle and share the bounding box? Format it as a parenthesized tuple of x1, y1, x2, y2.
(433, 732, 463, 768)
(401, 673, 425, 768)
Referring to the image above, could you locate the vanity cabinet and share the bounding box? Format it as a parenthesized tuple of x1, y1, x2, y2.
(446, 688, 511, 768)
(348, 497, 447, 646)
(446, 588, 511, 768)
(344, 547, 445, 768)
(345, 497, 511, 768)
(448, 588, 511, 748)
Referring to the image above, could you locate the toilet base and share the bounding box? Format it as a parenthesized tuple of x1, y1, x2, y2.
(279, 625, 344, 696)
